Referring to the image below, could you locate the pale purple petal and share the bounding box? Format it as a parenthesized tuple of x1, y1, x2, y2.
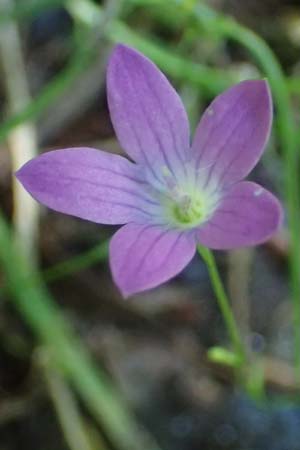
(197, 181, 283, 249)
(107, 44, 190, 178)
(16, 147, 158, 225)
(110, 223, 196, 297)
(191, 80, 272, 186)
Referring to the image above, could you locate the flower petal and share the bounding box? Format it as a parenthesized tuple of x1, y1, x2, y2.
(16, 147, 157, 225)
(191, 80, 272, 186)
(107, 44, 190, 178)
(110, 223, 196, 297)
(197, 181, 283, 249)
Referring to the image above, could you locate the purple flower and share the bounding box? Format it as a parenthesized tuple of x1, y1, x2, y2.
(16, 45, 282, 297)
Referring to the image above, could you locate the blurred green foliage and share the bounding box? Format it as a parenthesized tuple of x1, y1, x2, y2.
(1, 1, 300, 449)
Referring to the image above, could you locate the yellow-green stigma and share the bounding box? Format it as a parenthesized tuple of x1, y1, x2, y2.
(157, 165, 218, 229)
(172, 195, 203, 225)
(166, 189, 211, 229)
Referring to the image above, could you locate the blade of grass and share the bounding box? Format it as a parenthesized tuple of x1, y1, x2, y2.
(0, 211, 162, 450)
(43, 240, 109, 283)
(40, 350, 99, 450)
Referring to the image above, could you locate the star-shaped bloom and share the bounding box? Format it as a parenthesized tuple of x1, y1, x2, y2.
(16, 44, 282, 297)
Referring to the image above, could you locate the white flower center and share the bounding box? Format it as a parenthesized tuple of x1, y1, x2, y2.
(158, 164, 220, 229)
(170, 191, 205, 226)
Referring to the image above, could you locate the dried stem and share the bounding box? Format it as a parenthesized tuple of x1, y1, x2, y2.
(0, 0, 39, 264)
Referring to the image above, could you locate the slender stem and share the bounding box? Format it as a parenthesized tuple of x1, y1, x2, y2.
(179, 1, 300, 384)
(197, 246, 246, 365)
(130, 0, 300, 378)
(0, 0, 39, 264)
(132, 0, 300, 383)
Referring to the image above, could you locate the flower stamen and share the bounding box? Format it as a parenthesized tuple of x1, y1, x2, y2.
(171, 192, 204, 226)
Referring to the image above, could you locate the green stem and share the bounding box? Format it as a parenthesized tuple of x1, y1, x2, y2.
(130, 0, 300, 378)
(180, 1, 300, 385)
(197, 246, 246, 365)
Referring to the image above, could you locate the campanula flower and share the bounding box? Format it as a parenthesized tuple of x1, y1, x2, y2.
(16, 45, 282, 297)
